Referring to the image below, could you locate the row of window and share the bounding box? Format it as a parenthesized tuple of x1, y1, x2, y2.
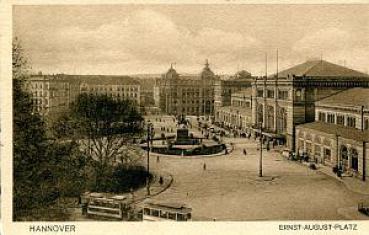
(318, 112, 363, 129)
(231, 100, 251, 108)
(82, 91, 138, 98)
(32, 91, 69, 98)
(143, 208, 191, 221)
(298, 138, 360, 171)
(83, 86, 139, 92)
(32, 98, 48, 106)
(298, 139, 332, 162)
(256, 89, 289, 100)
(30, 82, 69, 90)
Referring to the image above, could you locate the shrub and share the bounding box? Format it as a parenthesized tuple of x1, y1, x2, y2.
(98, 165, 152, 193)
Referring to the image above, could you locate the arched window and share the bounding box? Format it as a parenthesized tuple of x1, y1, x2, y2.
(364, 118, 369, 130)
(340, 145, 349, 170)
(257, 104, 263, 125)
(266, 105, 274, 130)
(351, 148, 359, 171)
(277, 107, 287, 133)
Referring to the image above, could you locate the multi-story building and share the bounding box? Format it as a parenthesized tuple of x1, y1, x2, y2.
(213, 70, 253, 113)
(25, 75, 141, 121)
(155, 61, 218, 116)
(215, 88, 253, 136)
(296, 88, 369, 181)
(24, 74, 79, 119)
(251, 59, 369, 150)
(79, 75, 141, 106)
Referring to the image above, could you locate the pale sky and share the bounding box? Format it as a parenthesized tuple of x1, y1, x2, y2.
(13, 5, 369, 76)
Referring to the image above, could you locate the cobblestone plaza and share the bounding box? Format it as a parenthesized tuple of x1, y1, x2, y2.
(141, 116, 369, 220)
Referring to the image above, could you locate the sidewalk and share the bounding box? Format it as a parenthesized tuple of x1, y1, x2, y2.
(130, 170, 173, 205)
(337, 207, 369, 220)
(286, 156, 369, 196)
(317, 165, 369, 195)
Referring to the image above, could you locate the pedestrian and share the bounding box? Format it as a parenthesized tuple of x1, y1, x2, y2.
(157, 155, 160, 163)
(130, 187, 135, 200)
(243, 149, 247, 156)
(159, 176, 164, 185)
(203, 163, 206, 171)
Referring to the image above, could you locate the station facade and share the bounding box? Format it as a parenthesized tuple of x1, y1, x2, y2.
(296, 88, 369, 180)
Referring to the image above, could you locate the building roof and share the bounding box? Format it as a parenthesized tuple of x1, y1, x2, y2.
(28, 74, 69, 82)
(178, 75, 202, 80)
(66, 75, 140, 85)
(232, 88, 253, 97)
(316, 88, 369, 109)
(200, 59, 215, 78)
(274, 60, 369, 79)
(297, 121, 369, 142)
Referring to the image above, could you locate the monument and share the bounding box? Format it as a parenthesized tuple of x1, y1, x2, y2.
(175, 115, 199, 145)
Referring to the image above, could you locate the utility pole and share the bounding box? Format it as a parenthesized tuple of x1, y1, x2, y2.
(363, 141, 366, 181)
(146, 123, 152, 195)
(259, 123, 263, 177)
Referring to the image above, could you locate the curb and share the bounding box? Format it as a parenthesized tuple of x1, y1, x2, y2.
(130, 172, 174, 205)
(147, 143, 233, 159)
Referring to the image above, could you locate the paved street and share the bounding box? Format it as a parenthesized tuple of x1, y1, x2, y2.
(144, 119, 369, 220)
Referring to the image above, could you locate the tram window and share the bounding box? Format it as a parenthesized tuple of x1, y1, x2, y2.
(151, 209, 159, 217)
(177, 213, 186, 221)
(144, 208, 151, 215)
(160, 211, 168, 218)
(168, 212, 176, 220)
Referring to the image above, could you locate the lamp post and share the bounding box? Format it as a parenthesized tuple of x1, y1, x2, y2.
(363, 141, 366, 182)
(335, 133, 342, 177)
(146, 123, 154, 195)
(259, 123, 263, 177)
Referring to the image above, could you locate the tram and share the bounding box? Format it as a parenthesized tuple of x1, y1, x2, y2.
(81, 192, 130, 220)
(142, 200, 192, 221)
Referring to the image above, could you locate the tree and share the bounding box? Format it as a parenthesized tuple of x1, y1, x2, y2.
(54, 93, 144, 191)
(13, 38, 58, 218)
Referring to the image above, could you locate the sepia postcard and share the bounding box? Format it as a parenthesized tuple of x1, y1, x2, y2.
(1, 1, 369, 235)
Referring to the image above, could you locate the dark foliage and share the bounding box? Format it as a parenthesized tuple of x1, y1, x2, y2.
(101, 165, 151, 193)
(53, 93, 144, 192)
(13, 76, 60, 216)
(13, 39, 87, 220)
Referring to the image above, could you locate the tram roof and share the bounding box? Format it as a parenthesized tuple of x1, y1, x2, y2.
(143, 201, 192, 213)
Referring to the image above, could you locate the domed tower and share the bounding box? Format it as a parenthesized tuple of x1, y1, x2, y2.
(201, 59, 215, 80)
(165, 63, 178, 79)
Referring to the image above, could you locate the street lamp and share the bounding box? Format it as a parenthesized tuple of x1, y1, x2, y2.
(146, 122, 154, 195)
(258, 123, 263, 177)
(335, 133, 342, 177)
